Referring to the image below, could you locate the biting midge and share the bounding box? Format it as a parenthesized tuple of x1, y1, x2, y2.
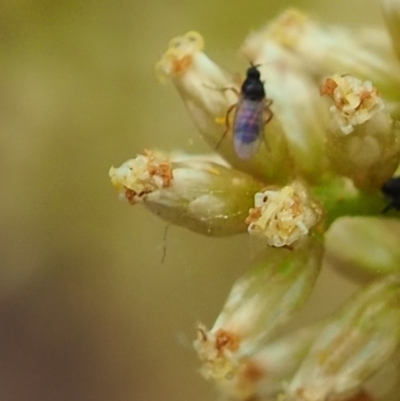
(216, 64, 274, 160)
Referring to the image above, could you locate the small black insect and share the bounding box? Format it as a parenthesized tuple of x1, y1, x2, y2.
(382, 176, 400, 213)
(217, 65, 273, 159)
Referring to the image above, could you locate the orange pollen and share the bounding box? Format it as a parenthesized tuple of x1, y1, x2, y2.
(171, 55, 192, 75)
(241, 361, 265, 383)
(125, 187, 147, 204)
(143, 150, 173, 187)
(359, 91, 372, 102)
(320, 78, 338, 97)
(336, 98, 346, 110)
(291, 197, 302, 214)
(355, 90, 375, 110)
(245, 207, 262, 225)
(215, 329, 240, 353)
(148, 163, 174, 187)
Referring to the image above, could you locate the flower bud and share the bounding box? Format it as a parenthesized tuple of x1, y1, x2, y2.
(194, 239, 323, 383)
(260, 9, 400, 101)
(320, 74, 400, 189)
(217, 324, 322, 400)
(109, 150, 264, 236)
(155, 31, 291, 182)
(241, 38, 330, 181)
(285, 275, 400, 401)
(327, 217, 400, 276)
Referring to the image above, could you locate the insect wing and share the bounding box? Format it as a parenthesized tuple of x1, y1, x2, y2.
(234, 135, 261, 160)
(233, 99, 264, 159)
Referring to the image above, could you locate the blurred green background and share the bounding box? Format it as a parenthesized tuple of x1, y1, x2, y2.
(0, 0, 385, 400)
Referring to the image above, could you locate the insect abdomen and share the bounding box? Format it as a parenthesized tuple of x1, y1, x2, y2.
(233, 99, 264, 159)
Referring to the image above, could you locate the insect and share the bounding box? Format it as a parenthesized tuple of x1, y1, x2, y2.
(216, 64, 273, 159)
(381, 176, 400, 213)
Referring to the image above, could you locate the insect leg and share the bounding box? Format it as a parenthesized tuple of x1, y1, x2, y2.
(262, 99, 274, 151)
(264, 98, 274, 124)
(221, 86, 240, 96)
(203, 84, 240, 97)
(216, 103, 237, 150)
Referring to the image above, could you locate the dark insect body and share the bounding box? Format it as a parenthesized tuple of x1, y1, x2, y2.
(217, 65, 273, 160)
(381, 176, 400, 213)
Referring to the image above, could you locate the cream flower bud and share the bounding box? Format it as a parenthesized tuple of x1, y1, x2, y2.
(216, 324, 322, 401)
(320, 74, 400, 189)
(241, 38, 330, 181)
(327, 217, 400, 276)
(109, 150, 264, 236)
(194, 240, 323, 383)
(246, 182, 322, 248)
(155, 31, 291, 183)
(285, 275, 400, 401)
(381, 0, 400, 60)
(261, 9, 400, 100)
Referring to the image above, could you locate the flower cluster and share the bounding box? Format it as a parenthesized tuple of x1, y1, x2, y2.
(110, 4, 400, 401)
(246, 183, 322, 247)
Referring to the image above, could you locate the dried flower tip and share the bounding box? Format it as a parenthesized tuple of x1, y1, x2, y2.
(194, 241, 323, 383)
(321, 74, 384, 135)
(215, 323, 322, 400)
(109, 151, 172, 204)
(195, 324, 241, 380)
(155, 30, 235, 97)
(246, 183, 322, 247)
(155, 31, 204, 81)
(265, 8, 308, 48)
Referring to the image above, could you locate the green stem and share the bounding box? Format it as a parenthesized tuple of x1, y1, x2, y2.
(311, 177, 399, 227)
